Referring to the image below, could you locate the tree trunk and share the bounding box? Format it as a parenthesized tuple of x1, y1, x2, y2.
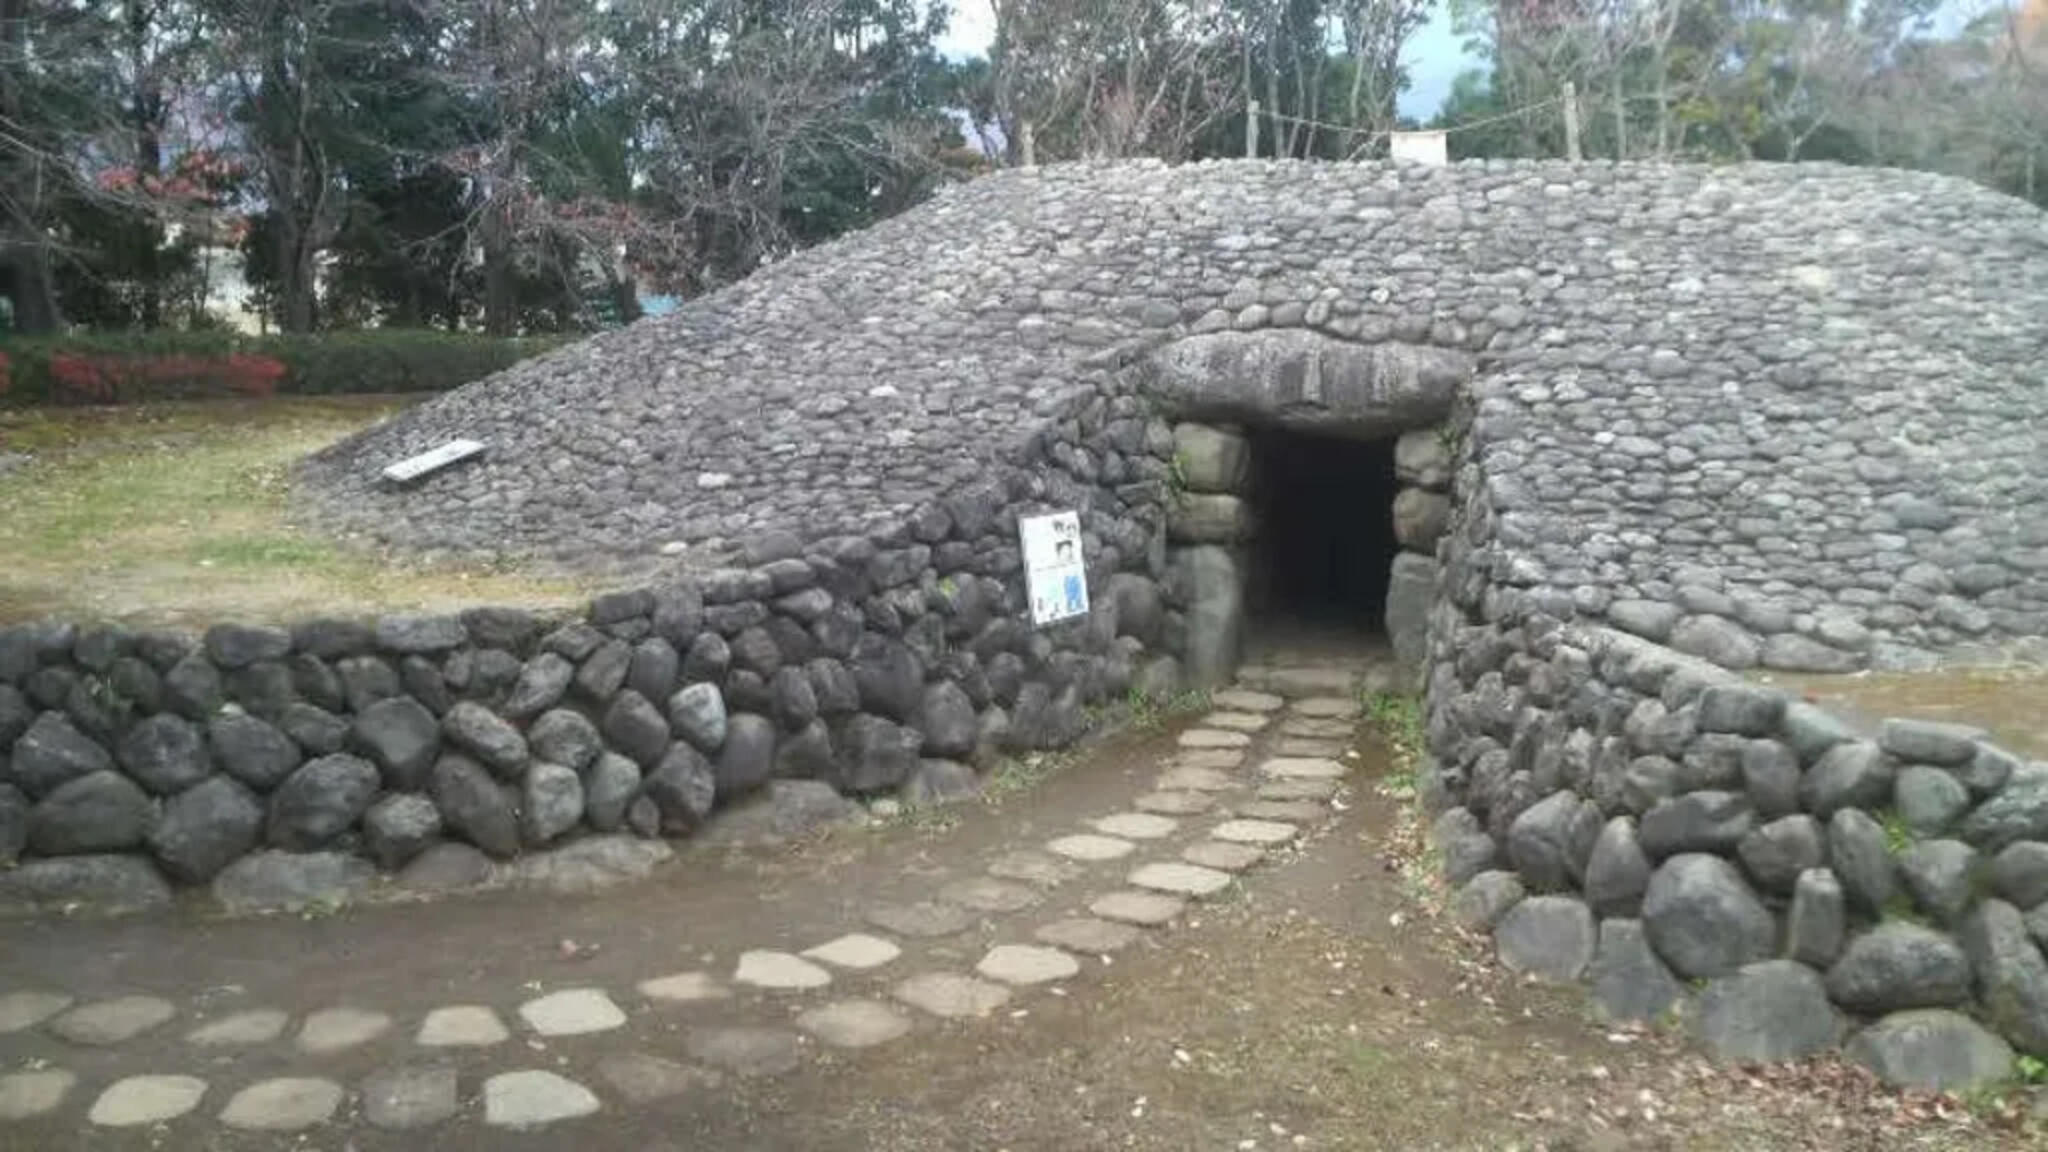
(483, 201, 516, 336)
(129, 0, 164, 330)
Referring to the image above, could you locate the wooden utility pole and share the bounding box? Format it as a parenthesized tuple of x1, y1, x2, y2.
(1561, 81, 1583, 161)
(1246, 99, 1260, 158)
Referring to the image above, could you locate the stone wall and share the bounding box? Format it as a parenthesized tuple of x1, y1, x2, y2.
(1423, 492, 2048, 1079)
(0, 378, 1184, 916)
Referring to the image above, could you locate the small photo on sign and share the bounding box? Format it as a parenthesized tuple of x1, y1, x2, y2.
(1020, 510, 1088, 626)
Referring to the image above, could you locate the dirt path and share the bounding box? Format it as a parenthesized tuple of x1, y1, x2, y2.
(0, 681, 2036, 1150)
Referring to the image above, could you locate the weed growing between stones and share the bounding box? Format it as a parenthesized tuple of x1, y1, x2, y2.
(1125, 685, 1210, 732)
(983, 752, 1076, 806)
(1878, 809, 1914, 856)
(1364, 691, 1424, 796)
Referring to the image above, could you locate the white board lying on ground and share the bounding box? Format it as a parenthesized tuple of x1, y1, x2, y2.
(382, 439, 486, 486)
(1020, 510, 1089, 626)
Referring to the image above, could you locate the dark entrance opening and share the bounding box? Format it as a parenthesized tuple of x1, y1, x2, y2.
(1245, 428, 1398, 643)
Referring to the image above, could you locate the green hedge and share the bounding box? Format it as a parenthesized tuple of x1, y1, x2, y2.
(0, 330, 563, 406)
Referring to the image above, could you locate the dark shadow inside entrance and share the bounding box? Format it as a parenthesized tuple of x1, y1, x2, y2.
(1245, 428, 1398, 645)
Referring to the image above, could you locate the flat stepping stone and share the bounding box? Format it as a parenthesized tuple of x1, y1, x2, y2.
(1260, 757, 1345, 781)
(638, 971, 731, 1003)
(89, 1075, 207, 1127)
(1035, 918, 1142, 954)
(219, 1077, 343, 1131)
(1199, 711, 1270, 732)
(0, 1070, 75, 1120)
(1212, 688, 1283, 712)
(188, 1008, 289, 1047)
(1090, 812, 1178, 839)
(1183, 841, 1265, 872)
(1129, 861, 1234, 897)
(1177, 728, 1252, 749)
(735, 949, 833, 991)
(986, 849, 1081, 887)
(1260, 778, 1338, 801)
(596, 1052, 721, 1103)
(865, 900, 975, 938)
(892, 972, 1012, 1019)
(483, 1070, 600, 1128)
(1045, 833, 1135, 862)
(803, 933, 902, 971)
(361, 1065, 458, 1130)
(0, 991, 73, 1034)
(1135, 790, 1215, 816)
(976, 944, 1080, 986)
(518, 988, 626, 1036)
(1173, 749, 1246, 770)
(1089, 890, 1186, 927)
(1212, 819, 1300, 846)
(1236, 799, 1328, 823)
(50, 996, 176, 1047)
(1156, 765, 1237, 792)
(685, 1027, 802, 1076)
(797, 999, 914, 1049)
(938, 875, 1040, 913)
(417, 1005, 509, 1047)
(1277, 738, 1347, 757)
(1293, 696, 1359, 718)
(1281, 717, 1351, 738)
(298, 1006, 392, 1053)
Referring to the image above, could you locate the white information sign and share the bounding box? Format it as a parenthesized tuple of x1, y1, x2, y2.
(1020, 510, 1089, 626)
(381, 439, 486, 486)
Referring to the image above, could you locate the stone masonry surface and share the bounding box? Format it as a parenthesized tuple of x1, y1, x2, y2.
(297, 159, 2046, 672)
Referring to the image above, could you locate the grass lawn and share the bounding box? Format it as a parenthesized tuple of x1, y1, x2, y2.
(0, 396, 590, 629)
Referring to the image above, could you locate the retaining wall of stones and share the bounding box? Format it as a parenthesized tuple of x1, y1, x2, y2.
(0, 379, 1187, 917)
(1422, 445, 2048, 1086)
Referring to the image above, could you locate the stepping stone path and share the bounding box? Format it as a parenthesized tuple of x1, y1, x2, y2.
(596, 1053, 720, 1103)
(866, 900, 976, 938)
(0, 1071, 74, 1120)
(1212, 819, 1302, 846)
(1090, 890, 1186, 926)
(1178, 728, 1252, 749)
(639, 971, 730, 1003)
(484, 1070, 600, 1128)
(797, 999, 914, 1048)
(417, 1005, 510, 1047)
(1046, 833, 1136, 861)
(298, 1006, 391, 1053)
(1237, 799, 1329, 823)
(89, 1075, 207, 1127)
(803, 933, 902, 970)
(1174, 749, 1246, 770)
(1091, 812, 1178, 839)
(1183, 841, 1265, 872)
(1156, 766, 1237, 792)
(976, 944, 1081, 986)
(0, 991, 73, 1034)
(1260, 779, 1339, 801)
(734, 950, 833, 991)
(50, 996, 175, 1046)
(1211, 689, 1283, 713)
(361, 1065, 459, 1130)
(938, 876, 1040, 913)
(1281, 718, 1352, 739)
(1035, 917, 1142, 954)
(1129, 861, 1234, 897)
(1135, 789, 1215, 815)
(686, 1028, 802, 1076)
(518, 988, 626, 1036)
(893, 972, 1012, 1018)
(987, 849, 1081, 887)
(4, 670, 1363, 1141)
(1261, 757, 1346, 781)
(219, 1077, 343, 1131)
(1201, 711, 1271, 732)
(188, 1008, 289, 1047)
